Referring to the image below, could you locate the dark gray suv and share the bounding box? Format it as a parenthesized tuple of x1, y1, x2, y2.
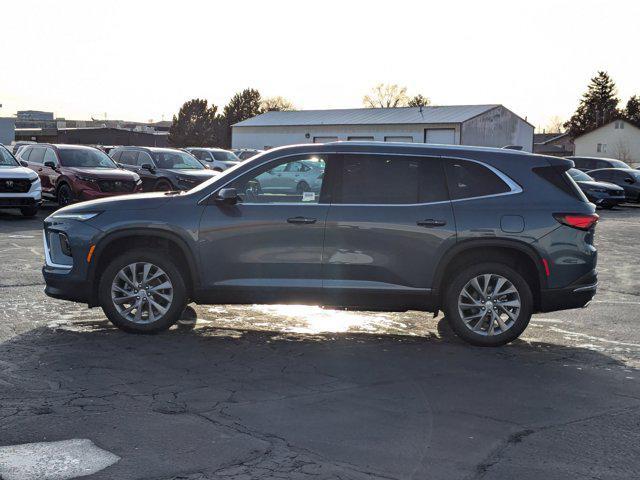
(42, 142, 598, 346)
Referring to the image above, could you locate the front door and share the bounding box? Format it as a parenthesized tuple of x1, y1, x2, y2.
(322, 153, 457, 310)
(198, 154, 332, 304)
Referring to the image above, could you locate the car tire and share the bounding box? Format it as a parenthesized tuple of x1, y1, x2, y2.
(296, 181, 310, 194)
(443, 262, 533, 347)
(20, 206, 38, 217)
(99, 249, 188, 333)
(154, 179, 173, 191)
(57, 183, 73, 207)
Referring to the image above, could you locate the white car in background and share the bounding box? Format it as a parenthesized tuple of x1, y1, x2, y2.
(0, 145, 41, 217)
(254, 158, 325, 196)
(184, 147, 241, 171)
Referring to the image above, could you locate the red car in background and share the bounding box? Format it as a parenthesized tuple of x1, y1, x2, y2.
(17, 144, 142, 207)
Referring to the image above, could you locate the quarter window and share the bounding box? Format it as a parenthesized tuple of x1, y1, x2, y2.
(444, 159, 511, 200)
(333, 154, 448, 204)
(230, 156, 327, 204)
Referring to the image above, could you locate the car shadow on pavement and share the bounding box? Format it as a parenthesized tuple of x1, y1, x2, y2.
(1, 317, 639, 480)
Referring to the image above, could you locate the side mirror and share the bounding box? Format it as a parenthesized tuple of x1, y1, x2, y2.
(141, 163, 155, 172)
(204, 164, 211, 170)
(215, 188, 239, 205)
(44, 161, 57, 169)
(19, 160, 28, 167)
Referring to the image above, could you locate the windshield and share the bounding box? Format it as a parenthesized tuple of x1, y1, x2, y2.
(0, 146, 18, 167)
(568, 168, 593, 182)
(632, 171, 640, 181)
(57, 148, 118, 168)
(211, 150, 240, 162)
(153, 151, 204, 169)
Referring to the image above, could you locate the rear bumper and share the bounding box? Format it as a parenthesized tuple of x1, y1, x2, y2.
(538, 271, 598, 312)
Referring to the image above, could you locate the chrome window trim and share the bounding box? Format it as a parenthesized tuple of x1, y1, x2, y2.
(197, 150, 523, 206)
(43, 231, 73, 271)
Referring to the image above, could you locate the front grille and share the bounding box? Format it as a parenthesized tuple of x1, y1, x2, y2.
(98, 180, 135, 193)
(608, 189, 624, 196)
(0, 178, 31, 193)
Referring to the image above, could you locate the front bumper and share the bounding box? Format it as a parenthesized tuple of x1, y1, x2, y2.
(538, 270, 598, 312)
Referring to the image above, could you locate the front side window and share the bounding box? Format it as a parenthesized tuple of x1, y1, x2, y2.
(211, 150, 240, 162)
(119, 150, 139, 166)
(0, 146, 18, 167)
(444, 159, 511, 200)
(28, 147, 46, 164)
(153, 151, 204, 170)
(137, 151, 154, 166)
(333, 154, 448, 204)
(57, 148, 117, 168)
(43, 148, 58, 164)
(230, 155, 326, 204)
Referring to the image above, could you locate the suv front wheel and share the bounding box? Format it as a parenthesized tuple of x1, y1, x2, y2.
(99, 249, 188, 333)
(443, 263, 533, 347)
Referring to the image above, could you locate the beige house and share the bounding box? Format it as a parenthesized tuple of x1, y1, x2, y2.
(574, 120, 640, 166)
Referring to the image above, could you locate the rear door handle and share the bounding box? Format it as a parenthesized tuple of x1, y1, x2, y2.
(287, 216, 317, 225)
(417, 219, 447, 228)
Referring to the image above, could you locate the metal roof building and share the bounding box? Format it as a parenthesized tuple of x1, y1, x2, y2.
(232, 105, 534, 152)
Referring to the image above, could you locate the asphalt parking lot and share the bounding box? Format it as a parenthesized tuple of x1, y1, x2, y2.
(0, 204, 639, 479)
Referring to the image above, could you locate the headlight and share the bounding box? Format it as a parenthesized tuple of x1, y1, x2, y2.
(591, 188, 607, 193)
(51, 212, 102, 221)
(75, 175, 97, 183)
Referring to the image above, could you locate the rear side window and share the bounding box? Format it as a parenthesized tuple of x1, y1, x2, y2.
(110, 150, 122, 162)
(333, 154, 448, 204)
(19, 147, 32, 161)
(590, 170, 611, 181)
(120, 150, 139, 165)
(444, 159, 510, 200)
(534, 166, 587, 202)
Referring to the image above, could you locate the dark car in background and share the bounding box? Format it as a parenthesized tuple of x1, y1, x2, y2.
(184, 147, 241, 171)
(568, 156, 631, 172)
(42, 142, 598, 347)
(110, 146, 218, 192)
(588, 168, 640, 202)
(17, 144, 142, 207)
(567, 168, 625, 208)
(233, 148, 263, 161)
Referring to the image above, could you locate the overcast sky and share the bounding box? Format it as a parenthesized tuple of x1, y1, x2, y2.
(1, 0, 638, 130)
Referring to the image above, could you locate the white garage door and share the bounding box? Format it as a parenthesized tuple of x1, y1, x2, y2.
(425, 128, 456, 145)
(313, 136, 338, 143)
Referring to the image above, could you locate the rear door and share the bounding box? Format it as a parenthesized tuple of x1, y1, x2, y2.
(24, 147, 50, 195)
(322, 153, 456, 310)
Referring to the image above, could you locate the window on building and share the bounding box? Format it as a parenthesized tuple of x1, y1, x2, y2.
(346, 136, 375, 141)
(444, 159, 511, 200)
(614, 121, 625, 129)
(384, 136, 414, 142)
(596, 143, 607, 153)
(313, 137, 338, 143)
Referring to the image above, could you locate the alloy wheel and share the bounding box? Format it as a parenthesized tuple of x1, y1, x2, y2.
(457, 273, 521, 336)
(111, 262, 174, 324)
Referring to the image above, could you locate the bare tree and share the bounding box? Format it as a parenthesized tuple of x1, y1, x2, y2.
(262, 96, 295, 112)
(545, 115, 565, 133)
(614, 139, 631, 161)
(408, 94, 431, 108)
(363, 83, 409, 108)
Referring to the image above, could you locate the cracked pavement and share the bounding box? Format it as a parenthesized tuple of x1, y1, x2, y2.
(0, 205, 639, 479)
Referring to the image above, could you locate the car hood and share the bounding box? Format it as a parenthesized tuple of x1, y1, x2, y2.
(165, 169, 218, 179)
(53, 191, 177, 214)
(0, 165, 39, 180)
(66, 167, 139, 181)
(577, 180, 624, 191)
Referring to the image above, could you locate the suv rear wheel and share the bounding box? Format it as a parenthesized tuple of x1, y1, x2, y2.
(99, 249, 188, 333)
(443, 263, 533, 346)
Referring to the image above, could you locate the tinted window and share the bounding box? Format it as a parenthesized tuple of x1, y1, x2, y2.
(230, 155, 326, 204)
(444, 159, 510, 200)
(191, 150, 209, 161)
(110, 150, 122, 162)
(609, 159, 631, 169)
(152, 151, 203, 169)
(28, 147, 46, 164)
(119, 150, 140, 165)
(334, 154, 447, 204)
(590, 170, 612, 181)
(138, 151, 154, 166)
(211, 150, 240, 162)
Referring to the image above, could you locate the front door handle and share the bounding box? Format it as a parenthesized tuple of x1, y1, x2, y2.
(417, 219, 447, 228)
(287, 216, 317, 225)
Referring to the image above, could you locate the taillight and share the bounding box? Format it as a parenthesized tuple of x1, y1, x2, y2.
(553, 213, 599, 230)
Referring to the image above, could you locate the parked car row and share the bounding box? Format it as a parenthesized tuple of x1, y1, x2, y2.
(567, 156, 640, 204)
(0, 144, 41, 216)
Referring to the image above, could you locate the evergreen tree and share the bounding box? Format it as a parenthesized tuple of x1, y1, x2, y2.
(624, 95, 640, 127)
(564, 71, 621, 137)
(168, 99, 220, 147)
(221, 88, 263, 147)
(407, 94, 431, 108)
